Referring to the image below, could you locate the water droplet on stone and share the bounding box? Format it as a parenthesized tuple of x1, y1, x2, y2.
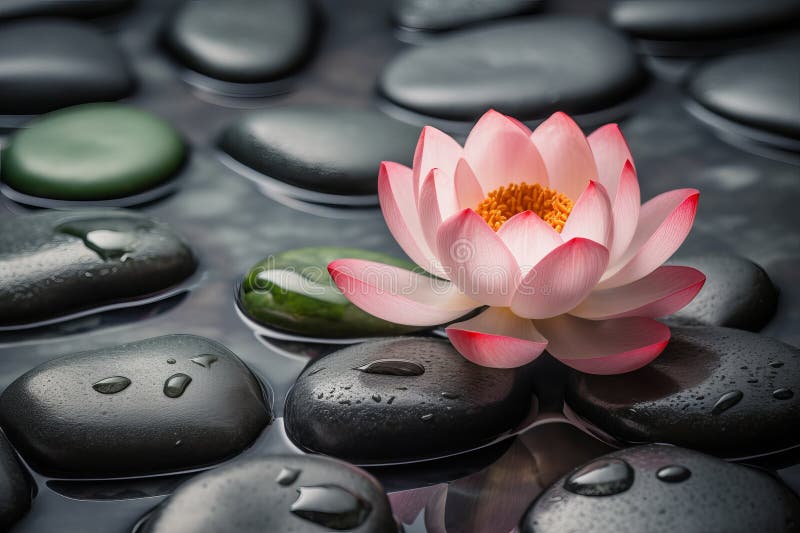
(420, 413, 433, 421)
(564, 459, 634, 497)
(386, 396, 395, 405)
(57, 218, 142, 261)
(656, 464, 691, 483)
(354, 359, 424, 376)
(163, 373, 192, 398)
(308, 367, 325, 376)
(773, 388, 794, 400)
(92, 376, 131, 394)
(166, 358, 176, 364)
(372, 394, 381, 403)
(441, 392, 459, 399)
(191, 355, 218, 368)
(768, 361, 784, 368)
(711, 390, 743, 415)
(276, 467, 301, 486)
(290, 485, 371, 529)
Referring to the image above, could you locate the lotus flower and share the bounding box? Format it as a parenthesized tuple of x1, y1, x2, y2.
(328, 110, 704, 374)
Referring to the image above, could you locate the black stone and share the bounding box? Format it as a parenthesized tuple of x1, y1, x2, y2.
(393, 0, 543, 32)
(520, 445, 800, 533)
(284, 337, 535, 463)
(566, 327, 800, 458)
(0, 432, 30, 530)
(163, 0, 317, 83)
(0, 210, 197, 328)
(219, 106, 420, 196)
(665, 255, 779, 331)
(0, 0, 134, 20)
(611, 0, 800, 41)
(688, 39, 800, 140)
(0, 19, 134, 115)
(0, 335, 270, 476)
(139, 454, 396, 533)
(379, 16, 645, 122)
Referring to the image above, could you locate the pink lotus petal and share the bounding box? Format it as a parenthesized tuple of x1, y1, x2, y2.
(497, 211, 562, 277)
(419, 168, 459, 251)
(446, 307, 548, 368)
(572, 266, 706, 319)
(587, 123, 634, 202)
(328, 259, 478, 326)
(600, 188, 700, 289)
(608, 161, 641, 265)
(464, 110, 549, 192)
(454, 158, 485, 210)
(561, 180, 613, 249)
(535, 315, 671, 374)
(531, 112, 598, 201)
(412, 126, 462, 201)
(436, 208, 520, 306)
(511, 238, 609, 319)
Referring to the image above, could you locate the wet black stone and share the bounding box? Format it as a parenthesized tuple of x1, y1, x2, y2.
(0, 210, 197, 328)
(0, 19, 134, 115)
(566, 327, 800, 458)
(665, 255, 779, 331)
(0, 335, 270, 476)
(520, 445, 800, 533)
(0, 0, 134, 20)
(139, 454, 396, 533)
(219, 106, 420, 196)
(611, 0, 800, 41)
(393, 0, 543, 32)
(163, 0, 317, 83)
(379, 16, 645, 122)
(0, 431, 30, 529)
(688, 40, 800, 140)
(284, 337, 535, 463)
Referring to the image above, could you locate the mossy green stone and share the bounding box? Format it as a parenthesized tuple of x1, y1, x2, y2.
(240, 247, 426, 338)
(1, 103, 186, 201)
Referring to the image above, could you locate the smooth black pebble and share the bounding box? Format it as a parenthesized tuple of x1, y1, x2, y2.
(393, 0, 543, 32)
(520, 444, 800, 533)
(163, 0, 317, 83)
(379, 16, 645, 122)
(0, 335, 271, 476)
(0, 0, 134, 20)
(0, 210, 197, 328)
(219, 106, 420, 196)
(567, 327, 800, 458)
(0, 19, 134, 115)
(284, 337, 535, 463)
(0, 432, 30, 530)
(138, 454, 396, 532)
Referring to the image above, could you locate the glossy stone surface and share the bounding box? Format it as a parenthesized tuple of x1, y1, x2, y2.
(567, 327, 800, 458)
(688, 40, 800, 140)
(0, 335, 270, 476)
(2, 104, 186, 201)
(239, 247, 424, 338)
(219, 106, 420, 196)
(665, 255, 779, 331)
(0, 20, 134, 115)
(520, 445, 800, 533)
(163, 0, 317, 83)
(0, 210, 197, 327)
(0, 0, 134, 19)
(379, 16, 645, 121)
(285, 337, 535, 463)
(0, 432, 30, 530)
(393, 0, 543, 32)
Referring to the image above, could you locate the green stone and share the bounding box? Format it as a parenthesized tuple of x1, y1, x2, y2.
(239, 247, 427, 339)
(1, 103, 186, 201)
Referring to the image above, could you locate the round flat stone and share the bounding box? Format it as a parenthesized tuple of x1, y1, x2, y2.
(379, 16, 645, 122)
(0, 210, 197, 327)
(393, 0, 543, 32)
(0, 335, 270, 477)
(219, 107, 420, 196)
(0, 20, 134, 115)
(520, 444, 800, 533)
(0, 0, 134, 20)
(0, 432, 30, 530)
(664, 255, 779, 331)
(284, 337, 535, 463)
(688, 40, 800, 140)
(1, 103, 186, 202)
(566, 327, 800, 458)
(139, 455, 395, 533)
(611, 0, 800, 41)
(163, 0, 317, 83)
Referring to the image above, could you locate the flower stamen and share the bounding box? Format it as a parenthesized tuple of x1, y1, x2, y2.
(476, 182, 573, 232)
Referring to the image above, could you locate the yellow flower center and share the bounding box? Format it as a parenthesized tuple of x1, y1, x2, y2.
(476, 182, 574, 232)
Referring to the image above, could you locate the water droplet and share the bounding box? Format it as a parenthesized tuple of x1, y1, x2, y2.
(92, 376, 131, 394)
(308, 367, 326, 376)
(291, 485, 371, 530)
(768, 361, 784, 368)
(166, 358, 176, 364)
(372, 394, 381, 403)
(276, 467, 301, 486)
(354, 359, 424, 376)
(191, 355, 218, 368)
(175, 439, 182, 447)
(711, 390, 743, 415)
(656, 465, 691, 483)
(386, 396, 395, 405)
(441, 392, 459, 400)
(773, 388, 794, 400)
(163, 373, 192, 398)
(548, 496, 563, 503)
(564, 459, 634, 497)
(420, 413, 433, 421)
(57, 218, 143, 261)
